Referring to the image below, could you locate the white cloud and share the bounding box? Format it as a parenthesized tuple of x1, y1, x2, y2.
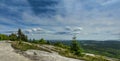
(101, 0, 119, 5)
(24, 28, 54, 35)
(0, 0, 120, 40)
(65, 26, 83, 31)
(65, 26, 83, 36)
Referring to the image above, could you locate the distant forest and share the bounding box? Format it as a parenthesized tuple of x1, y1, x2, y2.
(48, 40, 120, 59)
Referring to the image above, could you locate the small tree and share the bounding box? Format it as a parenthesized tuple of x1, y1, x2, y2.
(46, 41, 50, 44)
(70, 36, 83, 56)
(18, 29, 23, 41)
(9, 33, 17, 41)
(17, 29, 28, 42)
(38, 38, 47, 44)
(21, 34, 28, 42)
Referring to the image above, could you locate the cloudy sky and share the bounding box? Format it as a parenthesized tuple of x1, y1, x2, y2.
(0, 0, 120, 40)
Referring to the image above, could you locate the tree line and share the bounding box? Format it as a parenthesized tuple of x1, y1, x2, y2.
(0, 29, 28, 41)
(0, 29, 83, 56)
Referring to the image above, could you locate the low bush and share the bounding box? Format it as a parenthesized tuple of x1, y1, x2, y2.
(11, 41, 39, 51)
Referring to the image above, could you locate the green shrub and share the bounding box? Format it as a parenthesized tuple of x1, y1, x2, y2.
(9, 33, 17, 41)
(0, 34, 9, 40)
(12, 41, 52, 53)
(54, 42, 70, 49)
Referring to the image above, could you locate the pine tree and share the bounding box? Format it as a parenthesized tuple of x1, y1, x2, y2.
(70, 36, 83, 56)
(18, 29, 22, 41)
(17, 29, 28, 42)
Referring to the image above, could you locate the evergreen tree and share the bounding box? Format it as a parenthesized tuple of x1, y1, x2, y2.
(18, 29, 22, 41)
(70, 36, 83, 56)
(17, 29, 28, 42)
(38, 38, 46, 44)
(46, 41, 50, 44)
(9, 33, 17, 41)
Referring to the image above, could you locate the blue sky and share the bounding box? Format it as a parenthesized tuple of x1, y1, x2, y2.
(0, 0, 120, 40)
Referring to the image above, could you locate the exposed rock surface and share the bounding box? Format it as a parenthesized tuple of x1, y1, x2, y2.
(0, 41, 84, 61)
(24, 50, 84, 61)
(0, 41, 31, 61)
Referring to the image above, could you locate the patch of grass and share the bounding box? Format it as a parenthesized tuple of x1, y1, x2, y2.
(83, 55, 110, 61)
(12, 41, 39, 51)
(11, 41, 52, 53)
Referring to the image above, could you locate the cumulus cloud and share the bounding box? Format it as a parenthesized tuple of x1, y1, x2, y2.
(65, 26, 83, 31)
(23, 26, 83, 36)
(24, 28, 54, 35)
(25, 28, 43, 34)
(65, 26, 83, 35)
